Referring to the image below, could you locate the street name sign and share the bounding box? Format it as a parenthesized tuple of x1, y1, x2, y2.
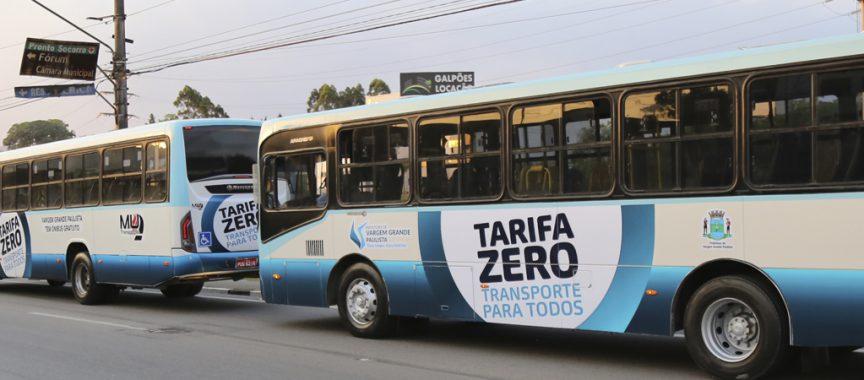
(19, 38, 100, 81)
(14, 83, 96, 99)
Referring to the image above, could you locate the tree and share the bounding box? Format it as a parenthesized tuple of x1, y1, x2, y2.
(367, 78, 391, 96)
(338, 84, 366, 108)
(4, 119, 75, 150)
(172, 85, 229, 119)
(306, 84, 340, 112)
(306, 82, 375, 112)
(147, 113, 156, 124)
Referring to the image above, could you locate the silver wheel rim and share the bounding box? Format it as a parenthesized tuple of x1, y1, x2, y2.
(701, 297, 759, 363)
(345, 278, 378, 328)
(73, 263, 90, 298)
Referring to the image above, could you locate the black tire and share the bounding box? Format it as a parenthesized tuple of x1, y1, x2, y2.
(684, 276, 790, 380)
(70, 253, 116, 305)
(336, 263, 396, 338)
(46, 280, 65, 287)
(160, 282, 204, 298)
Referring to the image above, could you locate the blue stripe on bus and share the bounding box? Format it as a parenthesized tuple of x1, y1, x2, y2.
(625, 266, 692, 335)
(201, 195, 230, 252)
(19, 212, 32, 278)
(579, 205, 654, 332)
(765, 268, 864, 346)
(416, 211, 479, 320)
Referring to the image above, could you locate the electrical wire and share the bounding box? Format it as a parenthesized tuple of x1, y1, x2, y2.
(128, 1, 526, 75)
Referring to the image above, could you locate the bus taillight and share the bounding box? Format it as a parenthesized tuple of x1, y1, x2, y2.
(181, 212, 196, 252)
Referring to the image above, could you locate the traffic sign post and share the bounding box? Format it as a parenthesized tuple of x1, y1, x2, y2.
(19, 38, 100, 81)
(14, 84, 96, 99)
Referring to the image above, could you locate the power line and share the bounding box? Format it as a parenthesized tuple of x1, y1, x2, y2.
(128, 0, 176, 16)
(130, 0, 525, 75)
(131, 0, 659, 69)
(0, 0, 177, 52)
(478, 0, 832, 84)
(128, 0, 354, 61)
(129, 0, 408, 64)
(140, 0, 744, 86)
(131, 0, 494, 68)
(0, 98, 46, 113)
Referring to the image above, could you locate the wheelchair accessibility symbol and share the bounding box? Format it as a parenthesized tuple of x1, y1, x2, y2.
(198, 231, 212, 247)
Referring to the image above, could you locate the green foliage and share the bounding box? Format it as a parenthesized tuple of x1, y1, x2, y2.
(338, 84, 365, 108)
(3, 119, 75, 150)
(306, 84, 340, 112)
(171, 85, 229, 119)
(367, 78, 391, 96)
(306, 79, 391, 112)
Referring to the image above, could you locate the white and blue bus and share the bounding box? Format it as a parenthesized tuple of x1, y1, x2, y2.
(256, 34, 864, 379)
(0, 118, 261, 304)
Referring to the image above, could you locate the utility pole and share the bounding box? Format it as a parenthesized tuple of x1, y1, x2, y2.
(31, 0, 130, 129)
(858, 0, 864, 33)
(113, 0, 129, 129)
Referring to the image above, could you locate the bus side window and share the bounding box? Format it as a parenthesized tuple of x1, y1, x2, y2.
(265, 152, 327, 210)
(623, 84, 734, 192)
(418, 112, 502, 201)
(2, 162, 29, 211)
(102, 146, 142, 204)
(338, 124, 410, 205)
(31, 157, 62, 209)
(145, 141, 168, 202)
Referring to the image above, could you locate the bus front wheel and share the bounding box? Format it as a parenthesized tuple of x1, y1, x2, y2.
(161, 283, 204, 298)
(70, 253, 116, 305)
(684, 275, 790, 380)
(337, 263, 396, 338)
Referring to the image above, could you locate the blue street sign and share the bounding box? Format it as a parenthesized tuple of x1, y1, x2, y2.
(14, 83, 96, 99)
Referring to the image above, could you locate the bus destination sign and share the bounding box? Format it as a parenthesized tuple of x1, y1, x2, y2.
(400, 72, 474, 96)
(19, 38, 100, 81)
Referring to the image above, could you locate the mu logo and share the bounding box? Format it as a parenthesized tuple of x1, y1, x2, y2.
(120, 214, 144, 241)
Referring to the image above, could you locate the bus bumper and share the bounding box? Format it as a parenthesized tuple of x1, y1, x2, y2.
(171, 249, 259, 284)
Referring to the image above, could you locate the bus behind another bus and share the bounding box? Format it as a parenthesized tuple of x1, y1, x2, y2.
(0, 118, 261, 304)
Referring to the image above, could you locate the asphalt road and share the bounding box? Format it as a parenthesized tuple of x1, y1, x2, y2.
(0, 280, 861, 380)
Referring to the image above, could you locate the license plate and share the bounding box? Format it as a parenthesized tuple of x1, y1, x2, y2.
(235, 257, 258, 269)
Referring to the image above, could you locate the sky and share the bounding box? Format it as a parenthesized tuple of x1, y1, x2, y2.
(0, 0, 859, 141)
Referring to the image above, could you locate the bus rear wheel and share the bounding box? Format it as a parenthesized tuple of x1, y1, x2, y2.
(684, 275, 790, 380)
(337, 263, 396, 338)
(161, 283, 204, 298)
(70, 253, 116, 305)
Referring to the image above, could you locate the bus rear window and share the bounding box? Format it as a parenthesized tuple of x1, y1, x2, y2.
(183, 125, 259, 182)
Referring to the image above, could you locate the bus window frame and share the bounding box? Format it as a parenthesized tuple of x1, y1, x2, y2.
(335, 119, 412, 208)
(63, 149, 101, 209)
(261, 148, 329, 213)
(101, 142, 145, 206)
(1, 160, 30, 211)
(507, 93, 617, 201)
(30, 156, 64, 210)
(144, 139, 170, 204)
(617, 78, 739, 196)
(415, 108, 505, 205)
(743, 65, 864, 191)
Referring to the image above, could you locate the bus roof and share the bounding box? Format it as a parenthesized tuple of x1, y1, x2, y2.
(0, 118, 260, 163)
(262, 33, 864, 139)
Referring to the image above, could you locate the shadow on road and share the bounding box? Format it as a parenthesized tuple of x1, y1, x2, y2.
(0, 281, 257, 313)
(285, 314, 864, 379)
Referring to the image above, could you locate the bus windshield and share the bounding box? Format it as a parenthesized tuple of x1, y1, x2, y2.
(183, 125, 259, 182)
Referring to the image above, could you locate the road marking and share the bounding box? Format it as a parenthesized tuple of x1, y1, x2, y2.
(29, 312, 148, 331)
